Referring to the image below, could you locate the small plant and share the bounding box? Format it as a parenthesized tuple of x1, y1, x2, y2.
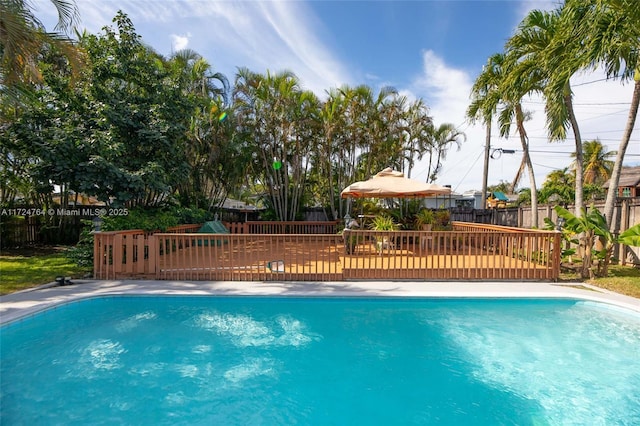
(369, 215, 398, 254)
(414, 209, 435, 230)
(65, 220, 95, 269)
(555, 205, 640, 278)
(434, 209, 450, 225)
(369, 215, 399, 231)
(543, 217, 578, 262)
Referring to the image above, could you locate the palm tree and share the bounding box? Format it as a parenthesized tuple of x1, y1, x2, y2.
(507, 9, 587, 219)
(402, 98, 433, 179)
(234, 69, 317, 221)
(381, 93, 410, 174)
(361, 85, 399, 178)
(168, 49, 230, 104)
(0, 0, 83, 87)
(560, 0, 639, 229)
(540, 168, 575, 205)
(506, 10, 582, 227)
(469, 51, 539, 223)
(317, 88, 345, 219)
(338, 85, 373, 182)
(164, 48, 235, 209)
(571, 139, 615, 185)
(426, 123, 466, 183)
(486, 49, 540, 226)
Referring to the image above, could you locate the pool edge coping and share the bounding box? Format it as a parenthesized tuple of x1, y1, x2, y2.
(2, 280, 640, 325)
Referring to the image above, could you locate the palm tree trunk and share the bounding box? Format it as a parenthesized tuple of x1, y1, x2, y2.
(603, 78, 640, 230)
(511, 156, 526, 193)
(564, 87, 584, 218)
(515, 104, 537, 226)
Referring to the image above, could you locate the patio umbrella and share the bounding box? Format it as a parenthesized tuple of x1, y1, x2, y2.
(341, 168, 451, 199)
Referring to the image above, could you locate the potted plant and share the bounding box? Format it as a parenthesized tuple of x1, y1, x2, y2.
(414, 209, 435, 231)
(370, 215, 399, 254)
(370, 215, 399, 231)
(433, 209, 451, 231)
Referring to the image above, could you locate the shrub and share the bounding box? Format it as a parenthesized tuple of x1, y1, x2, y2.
(65, 220, 94, 269)
(103, 206, 212, 232)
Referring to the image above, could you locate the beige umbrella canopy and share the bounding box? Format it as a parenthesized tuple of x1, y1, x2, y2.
(341, 168, 451, 199)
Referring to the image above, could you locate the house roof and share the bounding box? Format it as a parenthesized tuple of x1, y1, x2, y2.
(604, 166, 640, 188)
(222, 197, 264, 211)
(492, 191, 510, 201)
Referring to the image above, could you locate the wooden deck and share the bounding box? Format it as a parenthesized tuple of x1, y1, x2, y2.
(94, 225, 561, 281)
(157, 236, 343, 281)
(154, 237, 555, 281)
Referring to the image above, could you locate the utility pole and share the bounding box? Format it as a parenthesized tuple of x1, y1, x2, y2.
(481, 122, 491, 210)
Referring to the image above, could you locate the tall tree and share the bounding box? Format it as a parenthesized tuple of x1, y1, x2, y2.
(77, 12, 192, 206)
(167, 49, 230, 104)
(234, 68, 319, 221)
(402, 98, 433, 179)
(494, 8, 586, 219)
(426, 123, 465, 184)
(315, 88, 346, 220)
(505, 11, 574, 226)
(0, 0, 83, 88)
(572, 139, 615, 185)
(469, 51, 536, 223)
(561, 0, 640, 229)
(166, 49, 240, 209)
(535, 8, 587, 218)
(539, 168, 575, 206)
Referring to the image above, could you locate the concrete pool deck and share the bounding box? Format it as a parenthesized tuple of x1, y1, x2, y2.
(1, 279, 640, 325)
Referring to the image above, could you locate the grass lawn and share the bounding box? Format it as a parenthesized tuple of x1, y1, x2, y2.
(560, 264, 640, 299)
(0, 247, 91, 295)
(587, 265, 640, 299)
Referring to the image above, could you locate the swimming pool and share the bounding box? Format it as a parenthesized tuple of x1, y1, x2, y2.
(2, 296, 639, 425)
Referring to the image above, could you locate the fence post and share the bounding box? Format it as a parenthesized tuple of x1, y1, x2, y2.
(148, 234, 157, 278)
(553, 231, 562, 280)
(93, 232, 101, 279)
(619, 199, 630, 265)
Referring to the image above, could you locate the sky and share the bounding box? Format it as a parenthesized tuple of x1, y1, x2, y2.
(35, 0, 639, 194)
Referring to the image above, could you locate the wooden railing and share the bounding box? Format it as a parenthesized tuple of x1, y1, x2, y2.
(341, 225, 560, 280)
(154, 233, 342, 281)
(94, 221, 561, 281)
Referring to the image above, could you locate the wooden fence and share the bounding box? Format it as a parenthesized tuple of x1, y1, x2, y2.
(94, 221, 561, 281)
(225, 221, 339, 234)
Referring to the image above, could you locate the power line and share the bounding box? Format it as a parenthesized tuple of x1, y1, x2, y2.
(451, 148, 485, 193)
(522, 100, 631, 106)
(494, 148, 640, 157)
(579, 109, 630, 121)
(532, 162, 564, 170)
(572, 77, 611, 87)
(492, 135, 636, 143)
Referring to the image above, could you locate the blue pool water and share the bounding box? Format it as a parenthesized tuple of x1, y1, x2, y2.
(2, 297, 640, 425)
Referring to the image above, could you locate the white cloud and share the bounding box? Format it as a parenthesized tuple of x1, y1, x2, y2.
(255, 1, 351, 93)
(415, 49, 473, 127)
(407, 51, 638, 194)
(408, 49, 487, 192)
(171, 33, 190, 52)
(58, 1, 352, 95)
